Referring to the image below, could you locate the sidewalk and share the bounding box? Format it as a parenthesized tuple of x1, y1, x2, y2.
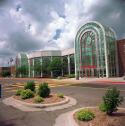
(53, 77, 125, 85)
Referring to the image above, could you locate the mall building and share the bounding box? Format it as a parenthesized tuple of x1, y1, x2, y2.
(16, 49, 75, 78)
(16, 21, 125, 78)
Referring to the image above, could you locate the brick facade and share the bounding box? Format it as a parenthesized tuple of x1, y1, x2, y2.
(0, 66, 16, 77)
(117, 39, 125, 76)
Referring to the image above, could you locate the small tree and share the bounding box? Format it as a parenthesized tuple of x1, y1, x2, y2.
(34, 60, 42, 77)
(48, 57, 62, 77)
(62, 57, 68, 75)
(101, 87, 124, 115)
(17, 65, 28, 77)
(41, 57, 51, 76)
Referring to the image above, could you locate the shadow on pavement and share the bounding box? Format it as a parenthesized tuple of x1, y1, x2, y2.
(0, 121, 15, 126)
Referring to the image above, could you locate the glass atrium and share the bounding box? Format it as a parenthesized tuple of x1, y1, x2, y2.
(75, 21, 118, 78)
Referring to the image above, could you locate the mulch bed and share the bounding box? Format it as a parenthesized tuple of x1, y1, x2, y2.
(74, 108, 125, 126)
(13, 94, 65, 104)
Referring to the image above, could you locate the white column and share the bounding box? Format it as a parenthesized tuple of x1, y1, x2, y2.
(50, 56, 53, 78)
(41, 57, 43, 78)
(115, 41, 119, 77)
(33, 58, 35, 78)
(61, 57, 64, 76)
(19, 57, 22, 77)
(28, 59, 30, 78)
(104, 38, 109, 78)
(74, 48, 78, 79)
(68, 55, 71, 75)
(74, 56, 77, 79)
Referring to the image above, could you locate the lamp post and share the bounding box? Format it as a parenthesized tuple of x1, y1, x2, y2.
(10, 57, 14, 77)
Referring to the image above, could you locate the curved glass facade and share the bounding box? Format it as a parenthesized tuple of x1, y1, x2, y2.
(16, 53, 29, 68)
(16, 51, 75, 78)
(16, 53, 29, 77)
(75, 21, 118, 78)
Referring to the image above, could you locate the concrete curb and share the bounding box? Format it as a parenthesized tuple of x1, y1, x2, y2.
(54, 107, 125, 126)
(2, 96, 77, 112)
(10, 96, 69, 108)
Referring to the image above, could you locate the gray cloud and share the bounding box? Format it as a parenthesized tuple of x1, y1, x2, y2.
(9, 31, 43, 52)
(0, 0, 8, 6)
(21, 0, 65, 29)
(0, 0, 125, 66)
(87, 0, 125, 38)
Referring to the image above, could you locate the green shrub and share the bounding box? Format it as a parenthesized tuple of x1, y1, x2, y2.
(37, 82, 50, 98)
(57, 93, 64, 98)
(99, 103, 107, 112)
(24, 81, 35, 92)
(34, 95, 44, 103)
(1, 71, 10, 77)
(76, 109, 95, 121)
(16, 89, 23, 96)
(21, 89, 34, 99)
(102, 87, 124, 115)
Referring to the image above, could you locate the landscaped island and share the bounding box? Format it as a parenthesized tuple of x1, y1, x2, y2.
(73, 87, 125, 126)
(14, 81, 65, 105)
(74, 107, 125, 126)
(3, 80, 77, 111)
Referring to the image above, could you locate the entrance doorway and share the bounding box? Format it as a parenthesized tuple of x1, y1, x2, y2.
(80, 68, 106, 78)
(81, 68, 95, 77)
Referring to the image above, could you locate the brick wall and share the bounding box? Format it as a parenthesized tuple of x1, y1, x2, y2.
(117, 39, 125, 76)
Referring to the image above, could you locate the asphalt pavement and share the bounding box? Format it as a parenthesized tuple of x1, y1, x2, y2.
(0, 78, 125, 126)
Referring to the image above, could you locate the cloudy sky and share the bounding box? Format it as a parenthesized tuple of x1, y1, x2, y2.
(0, 0, 125, 66)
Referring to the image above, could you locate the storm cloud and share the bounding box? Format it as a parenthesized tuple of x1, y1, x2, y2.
(0, 0, 125, 66)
